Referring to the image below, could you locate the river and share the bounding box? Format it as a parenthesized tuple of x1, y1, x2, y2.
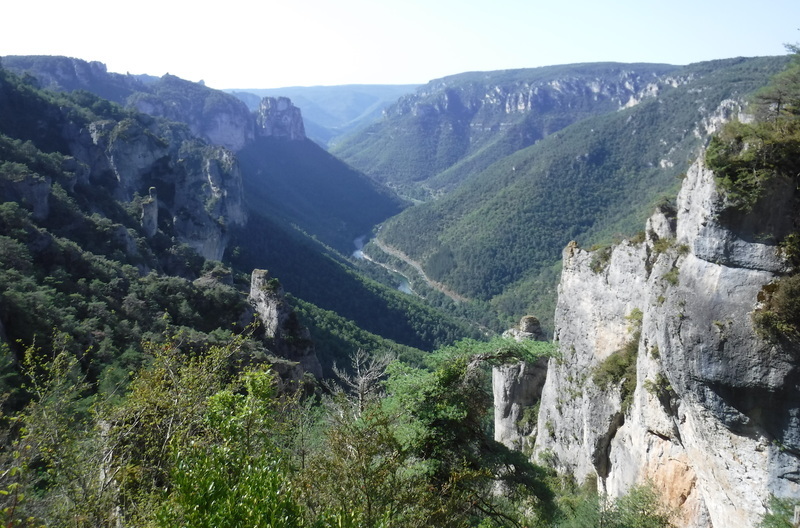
(353, 235, 413, 294)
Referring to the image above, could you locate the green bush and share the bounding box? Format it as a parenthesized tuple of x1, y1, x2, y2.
(754, 275, 800, 341)
(590, 245, 613, 274)
(593, 329, 640, 413)
(759, 495, 800, 528)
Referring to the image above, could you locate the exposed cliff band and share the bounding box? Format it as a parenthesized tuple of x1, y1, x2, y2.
(248, 269, 322, 379)
(496, 157, 799, 527)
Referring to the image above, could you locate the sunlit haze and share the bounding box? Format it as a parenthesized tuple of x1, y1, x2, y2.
(3, 0, 799, 89)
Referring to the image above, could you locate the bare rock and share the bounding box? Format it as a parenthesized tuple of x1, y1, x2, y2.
(525, 157, 799, 527)
(257, 97, 306, 140)
(248, 269, 322, 379)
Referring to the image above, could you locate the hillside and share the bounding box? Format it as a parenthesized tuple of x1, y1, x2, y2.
(362, 56, 790, 332)
(0, 56, 408, 252)
(0, 64, 256, 389)
(236, 135, 405, 254)
(332, 62, 680, 200)
(0, 57, 481, 370)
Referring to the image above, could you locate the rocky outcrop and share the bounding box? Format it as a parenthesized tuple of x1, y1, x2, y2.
(493, 316, 549, 453)
(256, 97, 306, 140)
(492, 315, 547, 453)
(0, 171, 50, 220)
(497, 158, 799, 527)
(141, 187, 158, 237)
(248, 269, 322, 379)
(74, 115, 246, 261)
(129, 75, 256, 152)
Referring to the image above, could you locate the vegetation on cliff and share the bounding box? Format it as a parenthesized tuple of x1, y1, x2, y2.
(706, 45, 800, 342)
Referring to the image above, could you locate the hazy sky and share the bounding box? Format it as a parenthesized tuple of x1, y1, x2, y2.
(3, 0, 799, 89)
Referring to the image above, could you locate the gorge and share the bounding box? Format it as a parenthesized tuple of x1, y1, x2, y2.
(0, 51, 798, 526)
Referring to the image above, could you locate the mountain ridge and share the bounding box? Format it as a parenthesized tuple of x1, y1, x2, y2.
(362, 56, 789, 331)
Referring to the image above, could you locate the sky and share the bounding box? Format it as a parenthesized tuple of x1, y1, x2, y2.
(3, 0, 799, 90)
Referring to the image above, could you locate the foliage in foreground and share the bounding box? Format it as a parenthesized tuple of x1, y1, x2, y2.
(759, 495, 800, 528)
(0, 333, 686, 527)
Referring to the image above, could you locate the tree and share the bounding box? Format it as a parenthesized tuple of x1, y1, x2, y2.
(706, 44, 800, 210)
(103, 334, 246, 524)
(0, 340, 118, 527)
(555, 482, 674, 528)
(759, 495, 800, 528)
(329, 349, 395, 415)
(156, 369, 305, 528)
(381, 337, 558, 526)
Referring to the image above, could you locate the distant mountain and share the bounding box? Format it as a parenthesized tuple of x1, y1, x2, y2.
(358, 57, 790, 331)
(331, 63, 681, 200)
(2, 55, 148, 103)
(228, 84, 418, 147)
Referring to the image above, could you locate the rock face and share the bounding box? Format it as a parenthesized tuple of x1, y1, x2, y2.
(256, 97, 306, 140)
(141, 187, 158, 237)
(493, 316, 549, 452)
(391, 65, 674, 124)
(1, 55, 145, 103)
(0, 172, 51, 220)
(496, 158, 799, 527)
(74, 115, 246, 261)
(248, 269, 322, 379)
(129, 75, 256, 152)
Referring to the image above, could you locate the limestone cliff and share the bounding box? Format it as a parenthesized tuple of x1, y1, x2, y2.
(248, 269, 322, 379)
(391, 65, 676, 123)
(493, 316, 549, 453)
(256, 97, 306, 140)
(72, 115, 246, 261)
(496, 158, 799, 527)
(128, 75, 256, 152)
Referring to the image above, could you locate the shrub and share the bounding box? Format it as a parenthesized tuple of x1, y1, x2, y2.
(593, 331, 639, 413)
(651, 237, 674, 255)
(754, 275, 800, 341)
(663, 266, 679, 285)
(590, 245, 613, 274)
(759, 495, 800, 528)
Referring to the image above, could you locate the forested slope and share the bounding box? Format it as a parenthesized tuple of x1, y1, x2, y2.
(0, 56, 477, 361)
(332, 63, 679, 199)
(370, 56, 789, 331)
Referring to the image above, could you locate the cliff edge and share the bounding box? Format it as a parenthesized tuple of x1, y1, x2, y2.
(497, 157, 799, 527)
